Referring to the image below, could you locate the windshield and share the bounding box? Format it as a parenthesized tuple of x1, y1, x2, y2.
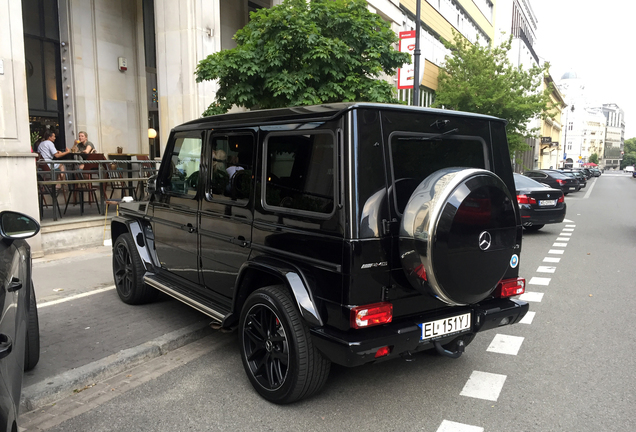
(514, 174, 547, 189)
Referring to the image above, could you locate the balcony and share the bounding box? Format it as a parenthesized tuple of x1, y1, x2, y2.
(512, 27, 540, 65)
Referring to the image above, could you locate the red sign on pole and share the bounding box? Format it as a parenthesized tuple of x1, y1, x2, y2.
(398, 31, 421, 89)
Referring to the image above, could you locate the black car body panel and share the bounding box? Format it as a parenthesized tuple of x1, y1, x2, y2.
(559, 170, 587, 188)
(111, 103, 528, 403)
(0, 211, 40, 430)
(513, 174, 566, 227)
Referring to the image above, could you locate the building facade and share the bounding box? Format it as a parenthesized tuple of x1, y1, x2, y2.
(600, 103, 624, 169)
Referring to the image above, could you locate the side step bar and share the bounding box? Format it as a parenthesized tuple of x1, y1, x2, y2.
(144, 273, 228, 324)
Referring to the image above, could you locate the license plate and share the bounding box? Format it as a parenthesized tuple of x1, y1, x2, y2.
(539, 199, 556, 206)
(569, 187, 576, 190)
(419, 313, 471, 340)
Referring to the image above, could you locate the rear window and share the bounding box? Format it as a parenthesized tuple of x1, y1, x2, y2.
(389, 133, 488, 214)
(514, 174, 546, 189)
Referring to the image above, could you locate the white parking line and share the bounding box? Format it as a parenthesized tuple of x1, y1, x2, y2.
(537, 266, 556, 273)
(437, 420, 484, 432)
(562, 228, 574, 232)
(487, 334, 525, 355)
(548, 249, 565, 255)
(519, 291, 544, 302)
(556, 237, 570, 241)
(560, 233, 572, 236)
(460, 371, 507, 401)
(553, 243, 568, 247)
(543, 257, 560, 263)
(583, 178, 597, 199)
(565, 225, 576, 227)
(38, 285, 116, 309)
(529, 277, 550, 286)
(519, 311, 535, 324)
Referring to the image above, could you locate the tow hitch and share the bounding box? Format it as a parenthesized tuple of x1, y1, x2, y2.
(433, 339, 465, 359)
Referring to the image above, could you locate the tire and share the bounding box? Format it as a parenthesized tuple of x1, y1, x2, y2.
(524, 224, 544, 231)
(112, 233, 157, 304)
(239, 286, 331, 404)
(24, 283, 40, 371)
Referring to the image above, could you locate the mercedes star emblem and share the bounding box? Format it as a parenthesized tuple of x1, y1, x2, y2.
(479, 231, 492, 251)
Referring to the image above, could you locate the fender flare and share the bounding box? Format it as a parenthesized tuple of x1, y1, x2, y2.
(111, 216, 156, 271)
(233, 256, 324, 328)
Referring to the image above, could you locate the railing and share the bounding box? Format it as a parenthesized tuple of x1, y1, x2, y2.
(36, 159, 160, 221)
(513, 27, 540, 65)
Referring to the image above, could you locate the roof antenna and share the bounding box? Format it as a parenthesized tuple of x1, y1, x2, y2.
(431, 119, 450, 129)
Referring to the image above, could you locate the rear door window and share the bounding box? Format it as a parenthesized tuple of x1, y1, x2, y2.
(209, 134, 255, 205)
(389, 133, 488, 214)
(263, 131, 335, 216)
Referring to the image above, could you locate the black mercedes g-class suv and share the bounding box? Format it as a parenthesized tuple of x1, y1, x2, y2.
(111, 103, 528, 404)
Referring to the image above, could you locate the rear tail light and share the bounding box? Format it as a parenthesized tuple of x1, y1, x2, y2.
(350, 302, 393, 329)
(517, 194, 536, 205)
(556, 179, 566, 185)
(495, 277, 526, 298)
(557, 194, 564, 203)
(375, 346, 392, 358)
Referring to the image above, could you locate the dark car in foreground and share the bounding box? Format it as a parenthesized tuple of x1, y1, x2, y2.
(0, 211, 41, 431)
(111, 103, 528, 404)
(514, 174, 566, 231)
(524, 169, 580, 194)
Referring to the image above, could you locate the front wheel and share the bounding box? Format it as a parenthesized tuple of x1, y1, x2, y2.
(239, 286, 330, 404)
(24, 283, 40, 371)
(112, 233, 157, 304)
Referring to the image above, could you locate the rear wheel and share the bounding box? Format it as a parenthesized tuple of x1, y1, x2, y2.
(239, 286, 330, 404)
(112, 233, 157, 304)
(524, 224, 544, 231)
(24, 283, 40, 371)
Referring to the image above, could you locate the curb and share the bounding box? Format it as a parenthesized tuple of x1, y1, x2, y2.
(20, 320, 215, 413)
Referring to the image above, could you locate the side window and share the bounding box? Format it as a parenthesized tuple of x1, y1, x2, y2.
(209, 134, 254, 205)
(167, 134, 202, 197)
(264, 132, 335, 215)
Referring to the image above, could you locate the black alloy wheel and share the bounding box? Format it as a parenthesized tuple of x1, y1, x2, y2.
(112, 233, 156, 304)
(239, 286, 330, 404)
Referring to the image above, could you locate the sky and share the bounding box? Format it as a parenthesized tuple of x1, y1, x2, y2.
(530, 0, 636, 138)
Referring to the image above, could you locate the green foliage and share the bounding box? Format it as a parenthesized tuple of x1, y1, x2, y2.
(621, 137, 636, 169)
(588, 153, 599, 164)
(195, 0, 411, 116)
(432, 32, 554, 157)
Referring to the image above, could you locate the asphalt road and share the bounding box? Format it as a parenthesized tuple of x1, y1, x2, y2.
(21, 174, 636, 432)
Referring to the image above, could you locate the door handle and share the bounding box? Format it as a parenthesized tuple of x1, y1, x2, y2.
(0, 334, 13, 360)
(231, 236, 249, 248)
(7, 277, 22, 292)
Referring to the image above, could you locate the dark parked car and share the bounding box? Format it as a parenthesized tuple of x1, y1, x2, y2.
(590, 168, 602, 177)
(577, 168, 592, 179)
(0, 211, 41, 431)
(111, 103, 528, 403)
(523, 169, 580, 194)
(559, 170, 587, 188)
(513, 174, 566, 231)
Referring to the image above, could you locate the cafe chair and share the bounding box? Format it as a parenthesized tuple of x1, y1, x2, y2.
(35, 155, 63, 220)
(134, 155, 156, 200)
(107, 161, 137, 200)
(63, 168, 101, 216)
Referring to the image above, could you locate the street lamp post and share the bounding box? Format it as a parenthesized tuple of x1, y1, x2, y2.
(412, 0, 421, 106)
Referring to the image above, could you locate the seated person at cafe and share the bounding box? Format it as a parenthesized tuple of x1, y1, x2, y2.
(38, 130, 71, 188)
(71, 130, 97, 170)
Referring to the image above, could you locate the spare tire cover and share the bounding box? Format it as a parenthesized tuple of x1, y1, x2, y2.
(399, 168, 517, 305)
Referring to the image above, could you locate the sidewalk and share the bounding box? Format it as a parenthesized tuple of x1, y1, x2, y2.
(22, 247, 217, 412)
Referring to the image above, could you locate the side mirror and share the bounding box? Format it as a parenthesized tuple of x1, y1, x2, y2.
(147, 175, 157, 195)
(0, 211, 40, 240)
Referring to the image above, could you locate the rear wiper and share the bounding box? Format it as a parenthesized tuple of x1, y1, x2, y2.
(398, 128, 459, 141)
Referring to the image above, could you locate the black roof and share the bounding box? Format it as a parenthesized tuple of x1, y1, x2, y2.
(174, 102, 506, 132)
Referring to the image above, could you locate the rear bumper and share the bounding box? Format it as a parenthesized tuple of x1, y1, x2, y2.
(311, 298, 529, 367)
(519, 204, 566, 226)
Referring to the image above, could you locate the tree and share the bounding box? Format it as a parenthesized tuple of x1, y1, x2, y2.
(195, 0, 411, 116)
(621, 137, 636, 168)
(588, 153, 599, 164)
(624, 137, 636, 155)
(432, 32, 554, 156)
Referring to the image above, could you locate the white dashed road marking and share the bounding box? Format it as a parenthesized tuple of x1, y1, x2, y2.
(537, 266, 556, 273)
(519, 291, 544, 302)
(460, 371, 507, 401)
(560, 232, 572, 236)
(487, 334, 525, 355)
(519, 311, 535, 324)
(565, 224, 576, 227)
(437, 420, 484, 432)
(548, 249, 565, 255)
(543, 257, 560, 263)
(529, 277, 550, 286)
(553, 242, 568, 247)
(556, 237, 570, 241)
(564, 218, 574, 222)
(562, 228, 574, 232)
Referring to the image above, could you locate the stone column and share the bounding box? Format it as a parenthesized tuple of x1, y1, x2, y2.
(154, 0, 220, 153)
(0, 0, 42, 255)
